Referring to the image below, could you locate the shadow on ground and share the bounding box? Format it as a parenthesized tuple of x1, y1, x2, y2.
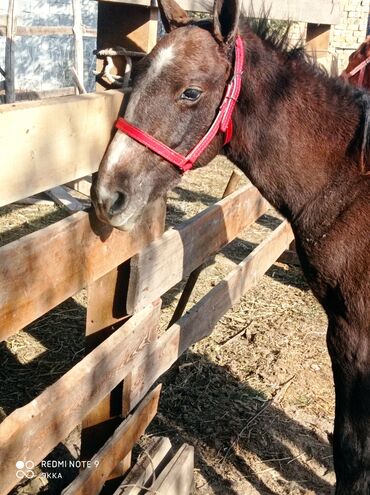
(145, 350, 334, 495)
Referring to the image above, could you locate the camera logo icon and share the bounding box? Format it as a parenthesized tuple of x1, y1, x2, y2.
(15, 460, 35, 479)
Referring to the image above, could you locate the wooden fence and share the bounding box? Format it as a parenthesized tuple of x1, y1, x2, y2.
(0, 85, 294, 494)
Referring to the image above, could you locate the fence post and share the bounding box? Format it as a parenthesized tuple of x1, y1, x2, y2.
(5, 0, 16, 103)
(72, 0, 84, 93)
(81, 199, 166, 477)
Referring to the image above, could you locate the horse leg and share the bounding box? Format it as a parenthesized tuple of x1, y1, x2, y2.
(327, 318, 370, 494)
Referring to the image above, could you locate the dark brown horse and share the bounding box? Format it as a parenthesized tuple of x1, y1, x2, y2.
(341, 36, 370, 90)
(91, 1, 370, 492)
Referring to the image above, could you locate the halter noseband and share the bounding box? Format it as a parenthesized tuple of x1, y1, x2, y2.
(115, 35, 245, 173)
(344, 55, 370, 87)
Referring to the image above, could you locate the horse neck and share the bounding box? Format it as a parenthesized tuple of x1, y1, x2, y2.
(227, 33, 363, 224)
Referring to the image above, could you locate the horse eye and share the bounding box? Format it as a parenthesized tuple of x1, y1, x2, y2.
(180, 88, 202, 101)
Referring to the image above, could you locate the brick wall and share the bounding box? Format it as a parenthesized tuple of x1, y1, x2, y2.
(329, 0, 369, 71)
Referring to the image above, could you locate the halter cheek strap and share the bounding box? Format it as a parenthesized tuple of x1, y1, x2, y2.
(115, 35, 245, 173)
(346, 55, 370, 87)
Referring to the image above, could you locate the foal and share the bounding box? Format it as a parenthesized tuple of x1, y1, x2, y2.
(341, 36, 370, 90)
(92, 1, 370, 492)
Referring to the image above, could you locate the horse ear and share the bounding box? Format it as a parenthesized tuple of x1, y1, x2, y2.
(157, 0, 190, 33)
(213, 0, 241, 45)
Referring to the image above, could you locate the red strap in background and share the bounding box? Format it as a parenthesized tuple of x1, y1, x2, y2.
(115, 35, 245, 173)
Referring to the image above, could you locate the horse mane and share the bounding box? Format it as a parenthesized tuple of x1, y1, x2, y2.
(241, 15, 304, 59)
(191, 12, 370, 173)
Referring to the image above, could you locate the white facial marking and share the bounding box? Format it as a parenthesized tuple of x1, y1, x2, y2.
(151, 46, 175, 78)
(104, 43, 176, 174)
(126, 45, 175, 121)
(104, 132, 132, 172)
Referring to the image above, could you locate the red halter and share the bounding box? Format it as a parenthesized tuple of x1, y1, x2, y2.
(345, 55, 370, 87)
(115, 35, 245, 173)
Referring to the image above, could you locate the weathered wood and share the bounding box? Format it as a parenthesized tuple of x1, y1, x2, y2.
(15, 86, 76, 100)
(125, 221, 294, 411)
(5, 0, 16, 103)
(0, 302, 161, 495)
(72, 0, 84, 94)
(96, 3, 158, 90)
(149, 444, 194, 495)
(167, 169, 244, 327)
(99, 0, 341, 24)
(222, 169, 244, 197)
(46, 186, 85, 213)
(81, 202, 165, 473)
(0, 15, 6, 35)
(66, 177, 92, 197)
(62, 385, 162, 495)
(13, 196, 55, 206)
(127, 185, 269, 314)
(0, 200, 165, 341)
(71, 67, 87, 95)
(115, 437, 172, 495)
(15, 25, 97, 36)
(0, 89, 124, 207)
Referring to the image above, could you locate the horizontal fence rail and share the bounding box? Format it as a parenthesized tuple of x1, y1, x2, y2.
(0, 218, 293, 494)
(127, 184, 269, 313)
(0, 89, 124, 207)
(124, 220, 294, 412)
(0, 200, 165, 341)
(0, 302, 161, 495)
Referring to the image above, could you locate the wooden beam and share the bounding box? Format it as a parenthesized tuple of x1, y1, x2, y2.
(5, 0, 16, 103)
(0, 302, 161, 495)
(62, 385, 162, 495)
(124, 221, 294, 412)
(15, 25, 97, 36)
(80, 202, 165, 474)
(0, 200, 165, 341)
(98, 0, 341, 24)
(72, 0, 84, 93)
(149, 444, 194, 495)
(0, 89, 124, 207)
(66, 177, 92, 197)
(127, 184, 269, 314)
(46, 186, 85, 213)
(167, 169, 244, 327)
(15, 86, 76, 100)
(114, 437, 172, 495)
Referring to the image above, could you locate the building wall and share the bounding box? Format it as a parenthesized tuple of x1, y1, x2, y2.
(329, 0, 369, 71)
(288, 0, 369, 74)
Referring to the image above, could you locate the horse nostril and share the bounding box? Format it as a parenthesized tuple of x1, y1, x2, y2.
(109, 191, 126, 216)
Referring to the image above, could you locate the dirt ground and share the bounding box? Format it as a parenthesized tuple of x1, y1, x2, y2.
(0, 156, 335, 495)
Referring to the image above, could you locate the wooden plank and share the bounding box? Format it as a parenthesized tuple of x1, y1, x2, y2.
(66, 177, 92, 197)
(46, 186, 85, 213)
(0, 302, 161, 495)
(167, 169, 244, 327)
(15, 25, 97, 36)
(100, 0, 341, 24)
(5, 0, 16, 103)
(0, 199, 165, 341)
(125, 221, 294, 412)
(81, 202, 165, 474)
(96, 3, 157, 91)
(0, 89, 124, 207)
(62, 385, 162, 495)
(127, 184, 269, 314)
(149, 444, 194, 495)
(114, 437, 172, 495)
(72, 0, 84, 93)
(15, 86, 76, 100)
